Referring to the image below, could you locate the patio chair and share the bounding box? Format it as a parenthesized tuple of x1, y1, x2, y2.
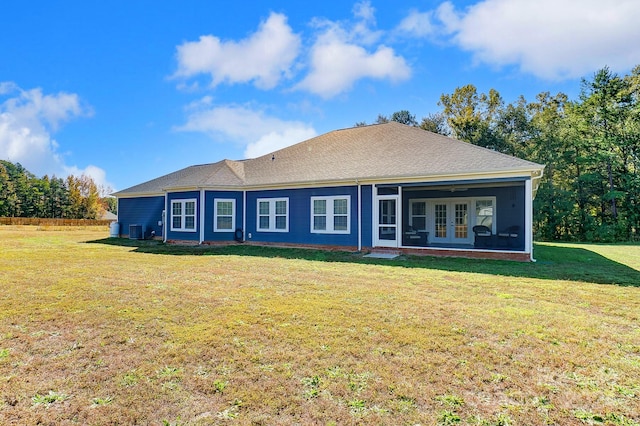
(472, 225, 493, 248)
(497, 225, 519, 247)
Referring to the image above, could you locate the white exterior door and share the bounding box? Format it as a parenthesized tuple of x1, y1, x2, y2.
(375, 196, 399, 247)
(430, 200, 472, 244)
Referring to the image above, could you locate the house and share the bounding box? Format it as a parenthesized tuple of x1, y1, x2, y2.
(100, 210, 118, 221)
(113, 122, 544, 261)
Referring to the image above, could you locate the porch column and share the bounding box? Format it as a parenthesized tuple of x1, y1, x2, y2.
(199, 189, 205, 244)
(243, 190, 247, 242)
(525, 178, 534, 260)
(357, 182, 362, 251)
(163, 192, 168, 243)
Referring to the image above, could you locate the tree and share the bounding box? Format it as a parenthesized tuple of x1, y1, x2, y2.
(526, 92, 574, 240)
(375, 114, 389, 124)
(567, 67, 637, 239)
(439, 85, 506, 151)
(419, 112, 449, 135)
(102, 196, 117, 214)
(0, 161, 18, 217)
(390, 110, 418, 126)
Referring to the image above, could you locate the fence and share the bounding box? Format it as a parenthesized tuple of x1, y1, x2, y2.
(0, 217, 114, 227)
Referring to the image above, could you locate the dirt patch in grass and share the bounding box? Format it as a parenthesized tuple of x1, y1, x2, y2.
(0, 227, 639, 425)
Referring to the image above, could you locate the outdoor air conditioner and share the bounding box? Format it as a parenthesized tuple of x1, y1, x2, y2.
(129, 224, 143, 240)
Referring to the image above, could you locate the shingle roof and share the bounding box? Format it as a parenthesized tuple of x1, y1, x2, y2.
(114, 122, 543, 196)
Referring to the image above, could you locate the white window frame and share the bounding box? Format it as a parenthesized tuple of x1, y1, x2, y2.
(408, 199, 428, 232)
(213, 198, 236, 232)
(257, 197, 289, 232)
(310, 195, 351, 234)
(171, 198, 197, 232)
(473, 197, 497, 232)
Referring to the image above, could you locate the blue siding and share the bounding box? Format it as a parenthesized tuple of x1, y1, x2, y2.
(118, 196, 165, 238)
(361, 185, 373, 248)
(166, 191, 200, 241)
(245, 186, 360, 247)
(203, 191, 244, 242)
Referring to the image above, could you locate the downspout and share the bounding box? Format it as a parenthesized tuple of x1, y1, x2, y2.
(163, 191, 168, 243)
(243, 190, 247, 242)
(357, 180, 361, 252)
(116, 198, 120, 236)
(199, 189, 205, 244)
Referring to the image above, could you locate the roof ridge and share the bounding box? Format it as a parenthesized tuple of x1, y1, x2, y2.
(223, 159, 246, 182)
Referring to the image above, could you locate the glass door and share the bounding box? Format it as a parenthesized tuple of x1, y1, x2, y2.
(430, 200, 471, 244)
(375, 197, 398, 247)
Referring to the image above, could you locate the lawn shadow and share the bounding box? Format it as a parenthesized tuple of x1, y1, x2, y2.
(87, 238, 640, 287)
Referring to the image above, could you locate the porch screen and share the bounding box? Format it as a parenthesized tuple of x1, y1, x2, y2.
(475, 199, 494, 229)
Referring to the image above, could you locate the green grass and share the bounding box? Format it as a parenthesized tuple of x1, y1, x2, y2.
(0, 226, 639, 425)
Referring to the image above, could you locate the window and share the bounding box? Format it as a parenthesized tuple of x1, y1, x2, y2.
(171, 199, 196, 232)
(214, 199, 235, 232)
(474, 198, 495, 231)
(311, 196, 350, 234)
(257, 198, 289, 232)
(409, 200, 427, 231)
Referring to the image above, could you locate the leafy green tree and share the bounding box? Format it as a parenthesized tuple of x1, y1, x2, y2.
(375, 114, 389, 124)
(439, 85, 507, 152)
(419, 112, 449, 135)
(102, 196, 117, 214)
(0, 161, 18, 217)
(527, 92, 575, 240)
(66, 175, 83, 218)
(390, 110, 418, 126)
(79, 174, 101, 219)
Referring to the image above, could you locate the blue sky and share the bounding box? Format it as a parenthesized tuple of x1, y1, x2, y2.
(1, 0, 639, 192)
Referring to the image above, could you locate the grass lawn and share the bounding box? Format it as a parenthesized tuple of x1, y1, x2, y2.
(0, 226, 638, 425)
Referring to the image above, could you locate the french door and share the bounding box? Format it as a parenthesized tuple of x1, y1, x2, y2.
(430, 200, 472, 244)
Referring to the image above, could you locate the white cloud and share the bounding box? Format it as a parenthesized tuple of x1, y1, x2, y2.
(296, 2, 411, 98)
(174, 12, 301, 90)
(176, 102, 316, 159)
(0, 82, 113, 189)
(435, 0, 640, 79)
(396, 9, 437, 38)
(245, 127, 317, 159)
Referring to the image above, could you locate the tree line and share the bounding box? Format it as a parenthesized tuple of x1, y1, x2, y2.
(359, 66, 640, 242)
(0, 160, 116, 219)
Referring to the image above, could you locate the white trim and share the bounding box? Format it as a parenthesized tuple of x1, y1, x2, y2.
(357, 183, 362, 251)
(199, 189, 205, 243)
(373, 185, 400, 248)
(213, 198, 236, 232)
(310, 195, 351, 234)
(525, 178, 534, 260)
(472, 197, 497, 232)
(408, 199, 427, 231)
(426, 198, 475, 245)
(398, 186, 403, 244)
(163, 193, 168, 242)
(170, 198, 198, 233)
(257, 197, 289, 232)
(115, 170, 543, 200)
(242, 191, 247, 241)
